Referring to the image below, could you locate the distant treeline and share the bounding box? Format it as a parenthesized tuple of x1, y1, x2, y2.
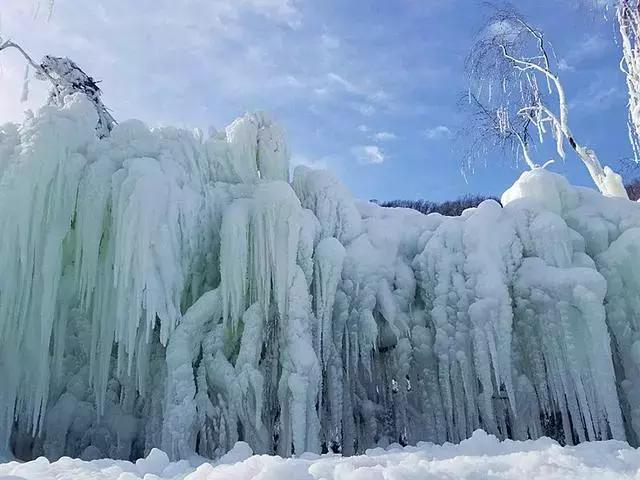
(375, 194, 499, 217)
(376, 179, 640, 217)
(626, 178, 640, 201)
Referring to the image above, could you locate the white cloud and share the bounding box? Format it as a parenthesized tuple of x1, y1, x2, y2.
(351, 145, 385, 164)
(315, 72, 389, 111)
(368, 89, 389, 103)
(579, 35, 607, 57)
(560, 35, 608, 71)
(373, 131, 397, 141)
(357, 124, 369, 132)
(546, 35, 606, 74)
(227, 0, 301, 26)
(425, 125, 452, 140)
(321, 33, 340, 50)
(353, 103, 376, 116)
(327, 72, 360, 94)
(283, 75, 305, 88)
(291, 154, 328, 170)
(558, 58, 575, 72)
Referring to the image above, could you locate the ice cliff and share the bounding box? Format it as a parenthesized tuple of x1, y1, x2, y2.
(1, 94, 639, 461)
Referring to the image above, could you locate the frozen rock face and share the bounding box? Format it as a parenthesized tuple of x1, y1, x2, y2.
(0, 95, 639, 461)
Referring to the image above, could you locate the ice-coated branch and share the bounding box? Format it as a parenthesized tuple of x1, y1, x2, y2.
(0, 38, 115, 137)
(463, 91, 537, 170)
(513, 130, 536, 169)
(0, 39, 60, 99)
(618, 0, 640, 163)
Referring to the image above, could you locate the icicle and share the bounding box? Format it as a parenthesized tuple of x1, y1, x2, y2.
(220, 199, 251, 334)
(314, 237, 346, 367)
(20, 64, 29, 102)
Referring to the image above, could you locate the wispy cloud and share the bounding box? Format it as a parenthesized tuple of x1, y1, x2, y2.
(313, 71, 390, 116)
(291, 154, 328, 170)
(373, 131, 397, 141)
(594, 0, 617, 7)
(351, 145, 385, 164)
(369, 90, 389, 103)
(571, 85, 623, 112)
(352, 103, 376, 116)
(558, 58, 574, 72)
(321, 33, 341, 50)
(425, 125, 452, 140)
(241, 0, 301, 26)
(558, 34, 608, 71)
(327, 72, 361, 94)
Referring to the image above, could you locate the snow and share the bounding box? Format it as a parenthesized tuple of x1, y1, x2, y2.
(3, 95, 640, 463)
(4, 431, 640, 479)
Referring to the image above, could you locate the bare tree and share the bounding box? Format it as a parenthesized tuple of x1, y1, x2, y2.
(467, 4, 628, 198)
(0, 37, 115, 137)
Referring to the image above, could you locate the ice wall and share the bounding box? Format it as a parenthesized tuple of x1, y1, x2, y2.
(0, 95, 639, 461)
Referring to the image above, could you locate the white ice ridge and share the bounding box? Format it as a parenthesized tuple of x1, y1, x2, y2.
(1, 94, 640, 461)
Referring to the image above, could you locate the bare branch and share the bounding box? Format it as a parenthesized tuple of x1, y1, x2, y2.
(0, 39, 61, 101)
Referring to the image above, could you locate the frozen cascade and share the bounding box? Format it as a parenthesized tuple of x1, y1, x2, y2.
(1, 96, 640, 461)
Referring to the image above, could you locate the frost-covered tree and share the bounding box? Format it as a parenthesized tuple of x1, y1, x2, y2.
(0, 38, 115, 137)
(467, 5, 628, 198)
(461, 91, 538, 171)
(619, 0, 640, 162)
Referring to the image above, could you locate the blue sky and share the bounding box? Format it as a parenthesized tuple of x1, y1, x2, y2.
(0, 0, 633, 201)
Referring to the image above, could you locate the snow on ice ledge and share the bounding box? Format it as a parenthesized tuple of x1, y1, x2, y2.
(3, 431, 640, 479)
(2, 95, 640, 462)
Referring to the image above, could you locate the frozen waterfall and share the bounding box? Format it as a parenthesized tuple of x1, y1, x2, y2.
(1, 94, 639, 461)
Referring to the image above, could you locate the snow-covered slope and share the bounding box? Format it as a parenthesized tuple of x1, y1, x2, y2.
(3, 430, 640, 480)
(1, 95, 640, 461)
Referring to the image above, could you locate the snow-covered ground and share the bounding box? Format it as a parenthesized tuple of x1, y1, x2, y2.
(2, 430, 640, 479)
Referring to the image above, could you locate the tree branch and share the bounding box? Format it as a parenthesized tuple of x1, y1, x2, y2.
(0, 39, 61, 101)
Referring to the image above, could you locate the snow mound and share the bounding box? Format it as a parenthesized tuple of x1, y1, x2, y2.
(3, 431, 640, 479)
(2, 96, 640, 461)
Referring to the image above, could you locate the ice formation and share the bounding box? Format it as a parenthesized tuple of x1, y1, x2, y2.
(1, 94, 640, 462)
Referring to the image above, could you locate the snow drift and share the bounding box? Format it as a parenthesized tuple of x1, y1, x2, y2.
(1, 94, 640, 462)
(3, 430, 640, 480)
